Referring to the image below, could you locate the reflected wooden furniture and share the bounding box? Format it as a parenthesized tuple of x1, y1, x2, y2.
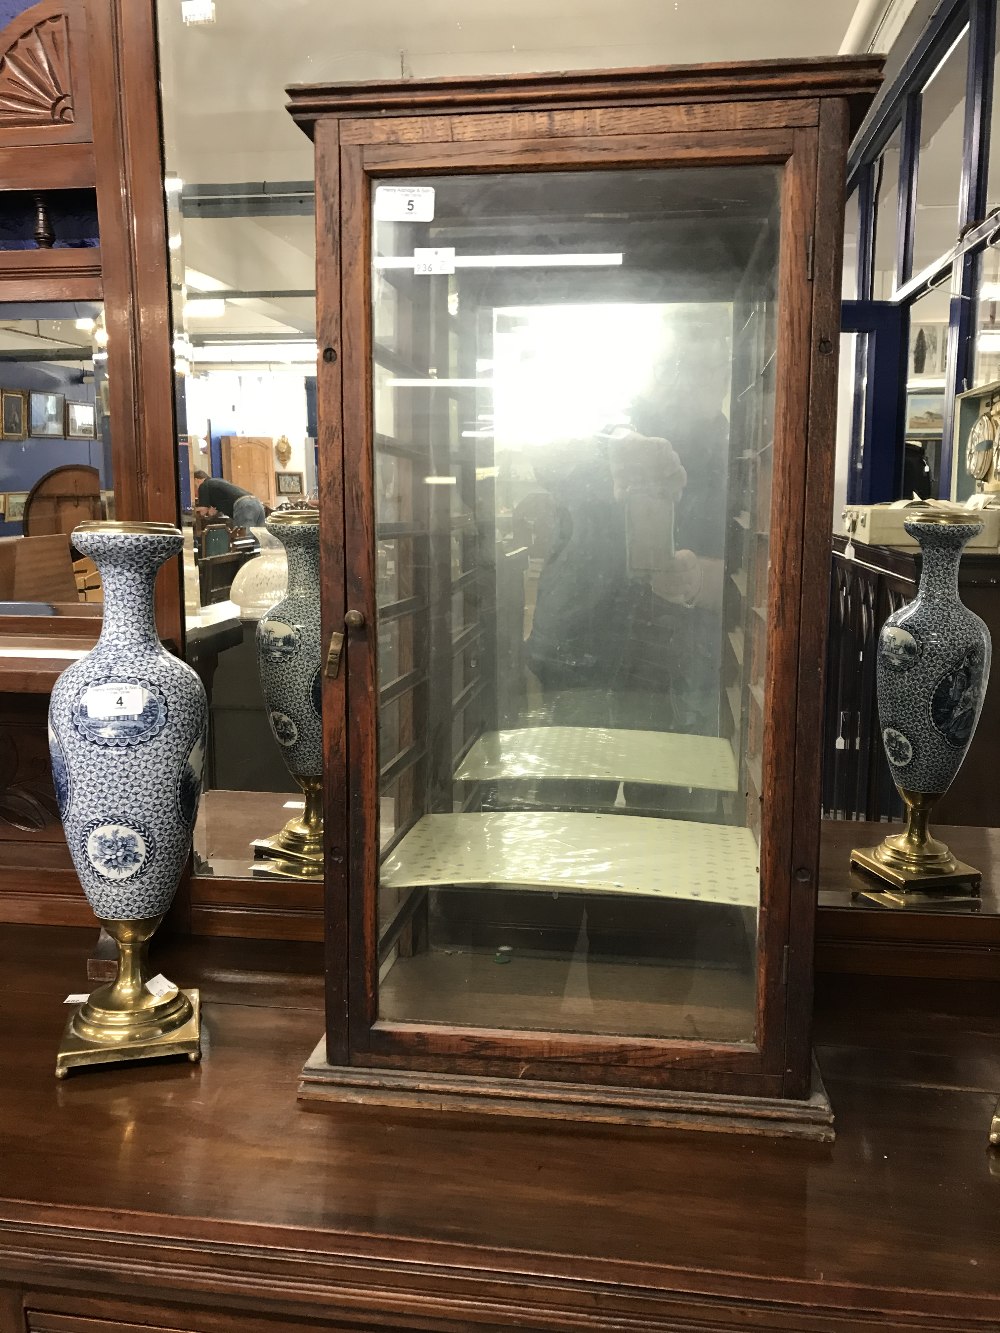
(221, 435, 276, 509)
(197, 550, 255, 606)
(22, 464, 101, 538)
(1, 923, 999, 1330)
(0, 534, 78, 603)
(823, 534, 1000, 826)
(72, 556, 101, 602)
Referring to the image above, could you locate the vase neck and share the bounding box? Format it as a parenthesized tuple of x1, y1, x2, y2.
(917, 542, 960, 601)
(95, 561, 160, 649)
(284, 540, 319, 597)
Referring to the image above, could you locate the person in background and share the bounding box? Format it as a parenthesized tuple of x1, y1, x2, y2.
(193, 470, 266, 528)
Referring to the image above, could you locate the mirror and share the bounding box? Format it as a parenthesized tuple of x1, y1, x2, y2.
(0, 302, 110, 617)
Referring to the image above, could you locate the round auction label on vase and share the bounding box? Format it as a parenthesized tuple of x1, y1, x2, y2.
(71, 678, 169, 747)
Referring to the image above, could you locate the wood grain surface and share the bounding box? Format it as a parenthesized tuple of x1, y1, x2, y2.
(0, 924, 997, 1331)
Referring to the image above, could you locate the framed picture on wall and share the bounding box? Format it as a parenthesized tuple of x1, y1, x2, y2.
(910, 324, 946, 377)
(6, 492, 27, 523)
(275, 470, 304, 496)
(29, 391, 65, 438)
(1, 390, 26, 440)
(905, 391, 945, 437)
(66, 401, 96, 439)
(0, 494, 6, 520)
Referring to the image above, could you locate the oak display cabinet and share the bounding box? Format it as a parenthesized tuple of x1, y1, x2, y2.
(288, 57, 880, 1136)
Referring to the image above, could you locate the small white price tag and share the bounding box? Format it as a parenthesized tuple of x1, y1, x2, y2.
(413, 246, 455, 276)
(844, 540, 855, 561)
(64, 993, 89, 1004)
(146, 974, 178, 999)
(374, 185, 435, 222)
(84, 684, 144, 719)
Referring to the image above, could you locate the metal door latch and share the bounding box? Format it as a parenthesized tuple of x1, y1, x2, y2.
(325, 630, 345, 678)
(324, 611, 365, 678)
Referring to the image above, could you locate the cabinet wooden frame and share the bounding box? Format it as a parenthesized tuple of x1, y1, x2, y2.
(291, 60, 881, 1121)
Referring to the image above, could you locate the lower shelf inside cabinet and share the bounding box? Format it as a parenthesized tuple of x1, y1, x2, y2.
(381, 811, 760, 908)
(378, 946, 757, 1042)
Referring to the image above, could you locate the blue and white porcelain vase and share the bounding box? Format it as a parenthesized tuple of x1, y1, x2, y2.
(49, 522, 207, 1074)
(253, 509, 323, 878)
(854, 509, 991, 891)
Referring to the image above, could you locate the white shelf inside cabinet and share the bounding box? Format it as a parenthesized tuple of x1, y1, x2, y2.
(454, 726, 738, 793)
(380, 811, 759, 907)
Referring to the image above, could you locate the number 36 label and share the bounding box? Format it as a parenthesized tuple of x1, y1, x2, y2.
(374, 185, 435, 222)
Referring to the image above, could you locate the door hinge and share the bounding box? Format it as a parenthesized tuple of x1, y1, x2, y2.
(806, 234, 814, 281)
(781, 944, 790, 986)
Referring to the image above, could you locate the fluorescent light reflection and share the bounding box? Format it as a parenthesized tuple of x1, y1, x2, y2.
(388, 378, 491, 388)
(374, 253, 623, 271)
(191, 341, 318, 365)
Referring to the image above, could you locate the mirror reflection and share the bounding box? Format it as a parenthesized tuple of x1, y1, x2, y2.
(159, 86, 323, 883)
(0, 302, 110, 615)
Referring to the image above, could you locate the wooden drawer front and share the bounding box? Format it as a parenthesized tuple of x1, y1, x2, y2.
(27, 1303, 415, 1333)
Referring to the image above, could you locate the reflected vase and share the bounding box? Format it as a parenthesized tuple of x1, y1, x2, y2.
(48, 521, 207, 1075)
(852, 510, 991, 896)
(253, 509, 323, 878)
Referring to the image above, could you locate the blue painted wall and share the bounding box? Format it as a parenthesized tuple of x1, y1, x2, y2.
(0, 0, 41, 28)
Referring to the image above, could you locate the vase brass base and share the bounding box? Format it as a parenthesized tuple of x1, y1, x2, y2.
(850, 787, 982, 903)
(251, 842, 323, 881)
(850, 880, 982, 910)
(850, 844, 982, 895)
(251, 776, 323, 881)
(56, 989, 201, 1077)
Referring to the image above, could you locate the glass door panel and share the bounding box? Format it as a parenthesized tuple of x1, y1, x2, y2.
(370, 167, 780, 1043)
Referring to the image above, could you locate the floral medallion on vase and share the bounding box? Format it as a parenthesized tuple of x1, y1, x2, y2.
(876, 515, 991, 796)
(48, 524, 208, 921)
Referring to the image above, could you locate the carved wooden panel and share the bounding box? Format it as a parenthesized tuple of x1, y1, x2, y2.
(0, 0, 92, 148)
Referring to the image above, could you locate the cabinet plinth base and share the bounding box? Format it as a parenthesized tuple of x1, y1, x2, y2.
(55, 990, 201, 1077)
(299, 1041, 834, 1141)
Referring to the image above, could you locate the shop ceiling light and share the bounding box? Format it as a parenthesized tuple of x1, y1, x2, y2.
(184, 298, 226, 319)
(191, 341, 318, 363)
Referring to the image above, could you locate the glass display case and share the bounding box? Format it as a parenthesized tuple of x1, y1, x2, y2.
(289, 58, 880, 1132)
